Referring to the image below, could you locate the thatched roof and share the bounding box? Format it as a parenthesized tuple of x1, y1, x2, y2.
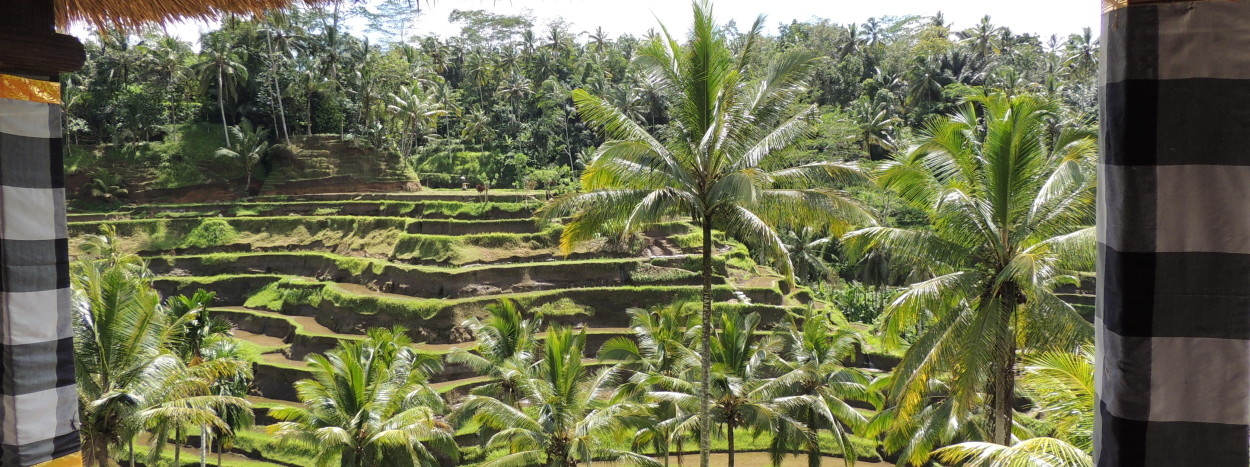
(54, 0, 329, 28)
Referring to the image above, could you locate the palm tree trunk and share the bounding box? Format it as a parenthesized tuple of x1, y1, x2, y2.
(218, 68, 231, 147)
(307, 86, 314, 137)
(200, 424, 209, 467)
(699, 219, 713, 467)
(808, 413, 820, 467)
(175, 426, 182, 466)
(992, 334, 1017, 445)
(727, 420, 737, 467)
(129, 437, 135, 467)
(267, 33, 290, 143)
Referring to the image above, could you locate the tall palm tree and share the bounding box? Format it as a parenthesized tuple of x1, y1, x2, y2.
(646, 311, 810, 467)
(849, 98, 900, 159)
(269, 326, 457, 467)
(1063, 27, 1098, 80)
(599, 301, 700, 377)
(214, 119, 272, 191)
(201, 340, 256, 467)
(387, 85, 448, 157)
(844, 92, 1096, 446)
(600, 303, 701, 467)
(451, 326, 659, 467)
(259, 11, 307, 143)
(930, 347, 1095, 466)
(292, 66, 335, 136)
(162, 289, 241, 467)
(445, 299, 542, 406)
(460, 108, 495, 150)
(72, 243, 249, 467)
(779, 227, 836, 285)
(542, 5, 873, 465)
(139, 34, 191, 135)
(194, 38, 249, 145)
(759, 310, 873, 467)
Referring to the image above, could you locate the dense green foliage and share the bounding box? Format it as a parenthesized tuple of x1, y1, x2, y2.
(64, 0, 1096, 195)
(64, 1, 1101, 466)
(72, 232, 254, 467)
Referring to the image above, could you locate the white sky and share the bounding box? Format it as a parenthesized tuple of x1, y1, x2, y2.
(71, 0, 1103, 44)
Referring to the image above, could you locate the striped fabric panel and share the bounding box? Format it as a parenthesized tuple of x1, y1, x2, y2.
(0, 75, 79, 466)
(1097, 1, 1250, 465)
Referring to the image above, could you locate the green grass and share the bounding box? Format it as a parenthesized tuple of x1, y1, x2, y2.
(231, 427, 328, 466)
(529, 297, 593, 316)
(230, 336, 288, 361)
(391, 225, 563, 263)
(157, 250, 705, 279)
(240, 277, 789, 322)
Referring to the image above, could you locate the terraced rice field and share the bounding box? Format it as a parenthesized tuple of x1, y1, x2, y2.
(71, 189, 838, 464)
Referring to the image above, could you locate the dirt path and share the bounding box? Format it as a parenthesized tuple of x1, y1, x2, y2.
(220, 306, 340, 335)
(259, 352, 307, 368)
(232, 329, 285, 348)
(333, 282, 420, 301)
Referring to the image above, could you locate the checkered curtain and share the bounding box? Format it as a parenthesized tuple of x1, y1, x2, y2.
(0, 75, 79, 466)
(1098, 1, 1250, 465)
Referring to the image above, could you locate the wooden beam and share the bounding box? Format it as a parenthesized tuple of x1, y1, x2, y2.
(0, 32, 86, 76)
(0, 0, 85, 76)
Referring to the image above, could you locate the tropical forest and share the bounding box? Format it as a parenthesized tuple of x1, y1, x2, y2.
(65, 1, 1099, 466)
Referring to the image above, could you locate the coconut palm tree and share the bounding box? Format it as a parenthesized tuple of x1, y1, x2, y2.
(214, 119, 272, 191)
(460, 108, 495, 150)
(164, 290, 231, 365)
(930, 347, 1095, 466)
(542, 5, 873, 464)
(848, 99, 900, 159)
(779, 227, 836, 285)
(1019, 346, 1094, 450)
(445, 299, 542, 406)
(201, 339, 256, 467)
(258, 10, 308, 143)
(387, 85, 447, 157)
(758, 310, 873, 467)
(933, 437, 1092, 467)
(862, 375, 988, 466)
(72, 247, 249, 467)
(269, 326, 457, 467)
(599, 301, 701, 377)
(451, 326, 660, 467)
(194, 38, 249, 145)
(646, 311, 811, 467)
(843, 92, 1096, 447)
(600, 303, 702, 467)
(162, 289, 242, 467)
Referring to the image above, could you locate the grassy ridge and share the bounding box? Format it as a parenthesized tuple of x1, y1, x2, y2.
(238, 277, 788, 322)
(69, 199, 536, 220)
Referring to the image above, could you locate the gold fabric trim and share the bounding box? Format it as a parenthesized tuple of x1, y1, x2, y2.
(33, 452, 81, 467)
(0, 74, 62, 105)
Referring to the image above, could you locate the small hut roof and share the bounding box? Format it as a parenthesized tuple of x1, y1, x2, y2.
(54, 0, 327, 28)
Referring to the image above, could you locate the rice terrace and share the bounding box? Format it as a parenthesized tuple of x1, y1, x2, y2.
(2, 0, 1140, 464)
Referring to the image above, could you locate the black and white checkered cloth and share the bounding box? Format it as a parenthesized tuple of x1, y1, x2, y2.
(1098, 1, 1250, 465)
(0, 76, 79, 465)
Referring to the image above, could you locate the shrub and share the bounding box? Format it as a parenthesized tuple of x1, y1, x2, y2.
(183, 219, 239, 248)
(829, 281, 889, 324)
(418, 172, 457, 188)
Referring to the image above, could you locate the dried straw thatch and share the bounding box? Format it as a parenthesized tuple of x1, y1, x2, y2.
(54, 0, 330, 28)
